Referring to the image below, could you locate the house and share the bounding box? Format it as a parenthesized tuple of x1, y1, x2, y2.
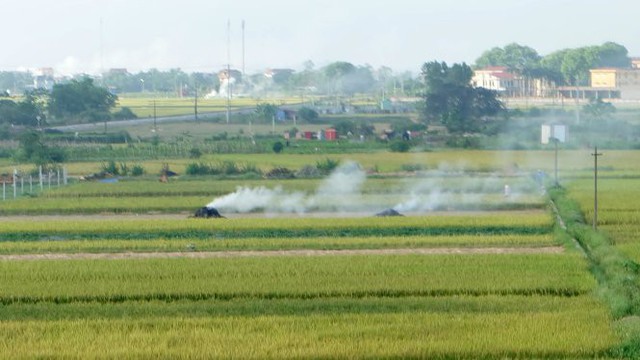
(264, 68, 295, 84)
(590, 68, 640, 100)
(32, 67, 55, 90)
(631, 57, 640, 69)
(472, 67, 524, 97)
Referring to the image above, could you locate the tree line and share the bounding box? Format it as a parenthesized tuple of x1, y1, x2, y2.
(475, 42, 630, 86)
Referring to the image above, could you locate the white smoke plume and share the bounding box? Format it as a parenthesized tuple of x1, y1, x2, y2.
(207, 161, 366, 214)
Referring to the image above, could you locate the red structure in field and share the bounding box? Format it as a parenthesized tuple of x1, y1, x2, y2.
(324, 128, 337, 141)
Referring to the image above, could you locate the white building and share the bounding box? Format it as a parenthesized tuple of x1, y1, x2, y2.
(472, 66, 523, 97)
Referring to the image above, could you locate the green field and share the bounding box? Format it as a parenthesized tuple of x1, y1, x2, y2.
(2, 150, 639, 357)
(115, 97, 303, 118)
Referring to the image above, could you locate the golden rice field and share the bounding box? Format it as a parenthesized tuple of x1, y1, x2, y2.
(2, 150, 639, 357)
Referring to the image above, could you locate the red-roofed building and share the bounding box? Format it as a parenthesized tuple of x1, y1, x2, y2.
(472, 66, 524, 97)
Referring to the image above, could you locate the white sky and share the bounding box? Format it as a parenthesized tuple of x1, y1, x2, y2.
(1, 0, 638, 75)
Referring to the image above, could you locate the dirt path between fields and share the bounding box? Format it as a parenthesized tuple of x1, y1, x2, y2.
(0, 246, 564, 261)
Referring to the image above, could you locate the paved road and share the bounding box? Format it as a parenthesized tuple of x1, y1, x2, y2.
(49, 108, 257, 132)
(49, 103, 309, 132)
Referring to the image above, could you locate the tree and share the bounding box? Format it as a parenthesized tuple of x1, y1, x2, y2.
(321, 61, 375, 95)
(297, 107, 318, 122)
(0, 98, 43, 127)
(48, 78, 117, 120)
(255, 103, 278, 122)
(583, 99, 616, 122)
(420, 61, 504, 134)
(541, 42, 630, 86)
(15, 130, 65, 166)
(475, 43, 541, 73)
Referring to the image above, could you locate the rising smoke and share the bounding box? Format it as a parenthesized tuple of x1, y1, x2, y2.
(207, 160, 540, 216)
(207, 161, 366, 214)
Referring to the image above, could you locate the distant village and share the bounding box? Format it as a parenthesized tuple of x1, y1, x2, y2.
(14, 56, 640, 103)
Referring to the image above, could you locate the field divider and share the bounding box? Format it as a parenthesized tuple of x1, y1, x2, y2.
(0, 246, 565, 261)
(0, 287, 589, 306)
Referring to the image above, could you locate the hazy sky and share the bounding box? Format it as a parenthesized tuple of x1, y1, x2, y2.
(2, 0, 638, 75)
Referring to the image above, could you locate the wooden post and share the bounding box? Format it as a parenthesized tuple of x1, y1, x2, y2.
(592, 147, 603, 230)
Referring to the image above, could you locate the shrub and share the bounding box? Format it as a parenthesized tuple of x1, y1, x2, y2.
(295, 165, 321, 178)
(389, 141, 410, 152)
(101, 160, 119, 175)
(297, 107, 319, 122)
(316, 158, 339, 175)
(189, 148, 202, 159)
(265, 167, 295, 179)
(131, 164, 145, 176)
(272, 141, 284, 154)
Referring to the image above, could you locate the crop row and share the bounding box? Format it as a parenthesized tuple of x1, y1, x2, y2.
(0, 295, 601, 321)
(0, 234, 556, 255)
(0, 194, 545, 215)
(0, 254, 594, 303)
(0, 306, 615, 358)
(568, 178, 640, 266)
(42, 177, 542, 198)
(0, 213, 553, 241)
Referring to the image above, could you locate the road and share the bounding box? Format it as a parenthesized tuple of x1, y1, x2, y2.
(49, 108, 258, 132)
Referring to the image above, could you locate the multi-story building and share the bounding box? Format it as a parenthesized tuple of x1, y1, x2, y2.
(590, 67, 640, 100)
(472, 67, 523, 97)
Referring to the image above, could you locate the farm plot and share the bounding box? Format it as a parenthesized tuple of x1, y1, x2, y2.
(569, 178, 640, 262)
(0, 161, 622, 357)
(0, 252, 615, 358)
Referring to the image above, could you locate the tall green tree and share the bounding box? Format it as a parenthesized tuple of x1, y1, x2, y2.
(48, 78, 117, 121)
(0, 98, 43, 127)
(542, 42, 630, 86)
(421, 61, 503, 134)
(475, 43, 541, 73)
(15, 130, 66, 166)
(255, 103, 279, 122)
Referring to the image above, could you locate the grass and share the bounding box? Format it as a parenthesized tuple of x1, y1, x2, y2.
(0, 305, 615, 359)
(0, 254, 595, 302)
(0, 234, 556, 255)
(3, 150, 638, 358)
(115, 97, 303, 118)
(0, 213, 553, 240)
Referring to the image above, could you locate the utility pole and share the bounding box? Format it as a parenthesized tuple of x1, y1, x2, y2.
(153, 100, 157, 132)
(226, 19, 231, 124)
(592, 147, 603, 230)
(242, 20, 246, 77)
(194, 80, 198, 122)
(554, 138, 559, 186)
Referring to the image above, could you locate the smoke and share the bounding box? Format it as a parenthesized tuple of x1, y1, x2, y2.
(391, 166, 533, 212)
(207, 161, 366, 214)
(207, 186, 307, 213)
(207, 160, 542, 216)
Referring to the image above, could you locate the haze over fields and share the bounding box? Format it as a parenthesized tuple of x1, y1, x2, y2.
(2, 0, 639, 74)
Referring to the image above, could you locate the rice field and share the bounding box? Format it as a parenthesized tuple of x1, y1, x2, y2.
(1, 151, 635, 357)
(115, 97, 303, 118)
(568, 178, 640, 268)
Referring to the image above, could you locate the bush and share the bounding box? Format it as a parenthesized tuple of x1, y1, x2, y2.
(185, 161, 261, 177)
(113, 107, 137, 120)
(389, 141, 411, 152)
(131, 164, 145, 176)
(101, 160, 119, 175)
(295, 165, 321, 178)
(297, 107, 319, 122)
(316, 158, 339, 175)
(272, 141, 284, 154)
(189, 148, 202, 159)
(265, 167, 295, 179)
